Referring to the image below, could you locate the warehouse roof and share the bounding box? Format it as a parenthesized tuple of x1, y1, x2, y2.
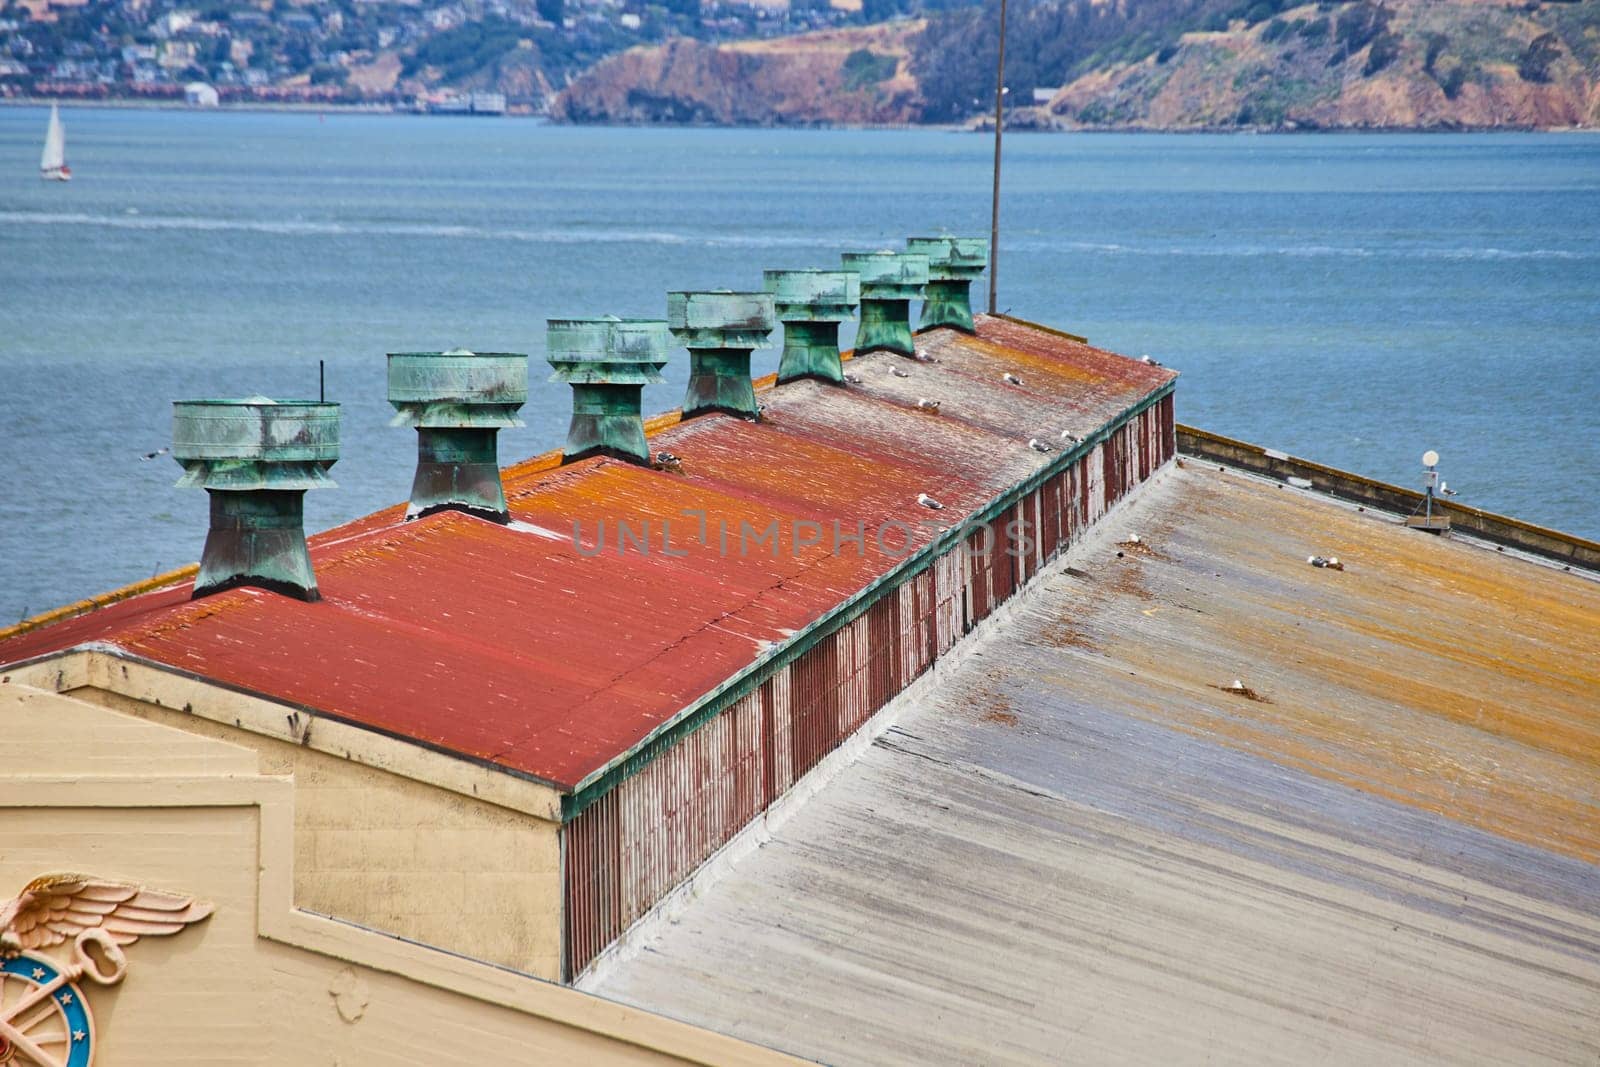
(0, 317, 1174, 792)
(589, 463, 1600, 1064)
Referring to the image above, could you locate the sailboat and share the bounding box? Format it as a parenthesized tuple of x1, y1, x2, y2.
(40, 103, 70, 182)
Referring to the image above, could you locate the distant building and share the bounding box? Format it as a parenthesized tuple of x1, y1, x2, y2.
(470, 90, 506, 114)
(157, 40, 196, 70)
(427, 91, 506, 115)
(1033, 86, 1060, 105)
(184, 80, 219, 106)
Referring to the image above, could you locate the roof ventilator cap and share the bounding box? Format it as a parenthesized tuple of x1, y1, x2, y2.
(172, 397, 339, 602)
(668, 290, 776, 419)
(547, 317, 670, 465)
(764, 269, 860, 386)
(842, 250, 928, 357)
(388, 348, 527, 523)
(907, 236, 988, 333)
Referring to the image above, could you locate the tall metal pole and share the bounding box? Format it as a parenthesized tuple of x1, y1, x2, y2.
(988, 0, 1007, 315)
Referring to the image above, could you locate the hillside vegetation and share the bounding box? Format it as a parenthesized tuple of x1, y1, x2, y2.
(555, 0, 1600, 128)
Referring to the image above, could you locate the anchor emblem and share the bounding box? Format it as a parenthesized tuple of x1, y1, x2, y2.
(0, 875, 213, 1066)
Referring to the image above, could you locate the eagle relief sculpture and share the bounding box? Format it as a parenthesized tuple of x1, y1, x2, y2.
(0, 875, 213, 1067)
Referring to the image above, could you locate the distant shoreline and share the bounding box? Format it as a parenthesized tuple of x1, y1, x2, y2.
(2, 97, 1593, 133)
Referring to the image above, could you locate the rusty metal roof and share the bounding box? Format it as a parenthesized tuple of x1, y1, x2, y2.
(0, 316, 1174, 792)
(588, 463, 1600, 1064)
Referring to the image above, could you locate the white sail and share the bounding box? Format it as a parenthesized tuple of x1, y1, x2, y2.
(40, 104, 67, 177)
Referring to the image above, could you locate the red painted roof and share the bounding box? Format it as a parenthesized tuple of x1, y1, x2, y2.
(0, 317, 1175, 790)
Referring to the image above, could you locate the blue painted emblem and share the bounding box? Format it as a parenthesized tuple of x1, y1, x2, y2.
(1, 954, 93, 1067)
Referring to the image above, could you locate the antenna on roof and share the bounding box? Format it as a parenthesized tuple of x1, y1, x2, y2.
(1404, 448, 1451, 534)
(987, 0, 1007, 317)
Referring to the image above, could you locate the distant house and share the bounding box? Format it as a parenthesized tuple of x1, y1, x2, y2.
(184, 81, 219, 106)
(1032, 86, 1060, 105)
(157, 40, 197, 70)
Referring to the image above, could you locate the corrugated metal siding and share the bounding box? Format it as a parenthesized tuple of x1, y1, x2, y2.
(563, 392, 1177, 978)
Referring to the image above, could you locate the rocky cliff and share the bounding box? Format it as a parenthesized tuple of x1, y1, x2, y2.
(552, 22, 924, 125)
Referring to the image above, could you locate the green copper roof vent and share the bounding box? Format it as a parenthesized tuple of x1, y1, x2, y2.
(667, 290, 776, 419)
(172, 398, 340, 602)
(547, 317, 670, 465)
(763, 269, 861, 386)
(907, 236, 989, 333)
(388, 348, 527, 524)
(841, 250, 929, 357)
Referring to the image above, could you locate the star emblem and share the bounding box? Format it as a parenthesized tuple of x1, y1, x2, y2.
(73, 1030, 85, 1042)
(30, 966, 44, 979)
(60, 992, 73, 1005)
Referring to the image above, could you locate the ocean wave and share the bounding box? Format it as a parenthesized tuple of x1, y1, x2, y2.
(2, 211, 1589, 261)
(1010, 237, 1589, 261)
(0, 210, 853, 249)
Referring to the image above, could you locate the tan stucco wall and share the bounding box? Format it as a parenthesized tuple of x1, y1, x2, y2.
(63, 678, 564, 980)
(0, 681, 798, 1066)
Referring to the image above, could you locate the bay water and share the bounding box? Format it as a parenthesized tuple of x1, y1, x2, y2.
(1, 107, 1596, 622)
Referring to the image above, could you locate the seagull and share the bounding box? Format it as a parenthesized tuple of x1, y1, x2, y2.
(891, 368, 910, 378)
(140, 447, 170, 461)
(917, 493, 944, 510)
(1307, 555, 1345, 571)
(1060, 430, 1080, 443)
(843, 372, 862, 384)
(1028, 438, 1054, 453)
(1003, 373, 1022, 386)
(916, 398, 941, 413)
(913, 349, 935, 363)
(654, 451, 682, 471)
(1439, 482, 1457, 497)
(1140, 355, 1161, 366)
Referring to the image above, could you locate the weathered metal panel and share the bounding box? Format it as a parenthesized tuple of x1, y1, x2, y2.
(589, 458, 1600, 1058)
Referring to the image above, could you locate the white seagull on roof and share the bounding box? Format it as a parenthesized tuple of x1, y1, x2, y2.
(917, 493, 944, 510)
(1003, 373, 1022, 386)
(1028, 438, 1054, 453)
(917, 398, 940, 413)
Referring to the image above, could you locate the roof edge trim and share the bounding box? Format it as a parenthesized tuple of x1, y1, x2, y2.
(0, 565, 200, 644)
(4, 646, 570, 815)
(1178, 425, 1600, 573)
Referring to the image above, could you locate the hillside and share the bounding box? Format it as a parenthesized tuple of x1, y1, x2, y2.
(554, 0, 1600, 128)
(1045, 0, 1599, 128)
(552, 22, 925, 124)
